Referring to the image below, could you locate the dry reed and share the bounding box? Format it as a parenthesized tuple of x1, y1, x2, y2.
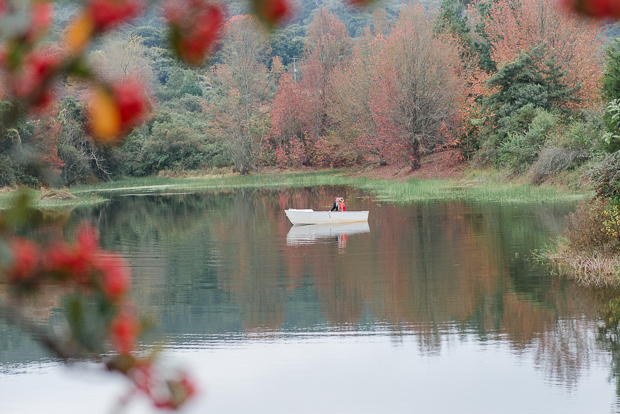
(545, 244, 620, 287)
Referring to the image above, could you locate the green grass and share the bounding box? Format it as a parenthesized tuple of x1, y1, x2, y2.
(0, 169, 589, 210)
(0, 191, 108, 210)
(69, 170, 589, 204)
(354, 178, 587, 203)
(70, 171, 352, 193)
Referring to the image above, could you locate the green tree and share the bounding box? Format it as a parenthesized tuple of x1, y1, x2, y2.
(435, 0, 472, 48)
(484, 45, 581, 128)
(601, 38, 620, 153)
(471, 0, 497, 73)
(479, 45, 581, 164)
(602, 38, 620, 102)
(179, 71, 203, 96)
(131, 26, 163, 48)
(0, 101, 23, 186)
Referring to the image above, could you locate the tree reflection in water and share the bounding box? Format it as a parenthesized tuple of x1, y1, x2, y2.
(2, 187, 620, 408)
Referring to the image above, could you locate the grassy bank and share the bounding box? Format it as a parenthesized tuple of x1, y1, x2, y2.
(0, 168, 589, 210)
(71, 169, 587, 204)
(0, 190, 107, 210)
(536, 198, 620, 287)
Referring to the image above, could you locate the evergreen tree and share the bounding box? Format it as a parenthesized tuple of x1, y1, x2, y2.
(483, 44, 581, 128)
(435, 0, 471, 46)
(435, 0, 497, 73)
(602, 37, 620, 102)
(479, 44, 582, 164)
(472, 0, 496, 73)
(602, 38, 620, 153)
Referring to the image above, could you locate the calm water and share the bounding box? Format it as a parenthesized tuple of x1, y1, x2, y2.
(1, 186, 619, 414)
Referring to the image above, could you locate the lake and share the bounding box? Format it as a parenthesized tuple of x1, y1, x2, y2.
(1, 185, 619, 414)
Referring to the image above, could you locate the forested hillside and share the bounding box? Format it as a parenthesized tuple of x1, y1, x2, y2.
(0, 0, 617, 188)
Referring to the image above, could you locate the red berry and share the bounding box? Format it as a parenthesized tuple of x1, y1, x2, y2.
(95, 254, 130, 300)
(110, 311, 139, 354)
(12, 48, 61, 109)
(113, 80, 147, 126)
(87, 0, 144, 32)
(8, 239, 41, 283)
(165, 0, 224, 65)
(26, 1, 53, 41)
(253, 0, 290, 27)
(563, 0, 620, 18)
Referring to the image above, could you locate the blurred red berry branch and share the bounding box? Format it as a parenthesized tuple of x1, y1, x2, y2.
(0, 192, 196, 409)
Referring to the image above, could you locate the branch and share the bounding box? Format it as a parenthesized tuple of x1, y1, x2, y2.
(0, 303, 72, 362)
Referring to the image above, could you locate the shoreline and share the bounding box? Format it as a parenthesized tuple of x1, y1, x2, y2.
(0, 163, 590, 210)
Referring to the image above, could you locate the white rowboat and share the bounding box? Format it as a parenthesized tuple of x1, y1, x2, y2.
(285, 209, 369, 225)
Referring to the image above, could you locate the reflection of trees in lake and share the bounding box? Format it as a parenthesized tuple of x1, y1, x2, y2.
(7, 188, 617, 392)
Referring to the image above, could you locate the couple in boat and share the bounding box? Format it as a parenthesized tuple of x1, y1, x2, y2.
(330, 197, 346, 212)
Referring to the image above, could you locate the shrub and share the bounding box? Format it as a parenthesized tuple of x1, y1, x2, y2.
(527, 146, 589, 184)
(0, 154, 16, 187)
(179, 72, 203, 97)
(555, 111, 602, 150)
(177, 95, 204, 113)
(586, 150, 620, 199)
(498, 108, 558, 173)
(564, 199, 620, 254)
(601, 99, 620, 153)
(131, 124, 230, 175)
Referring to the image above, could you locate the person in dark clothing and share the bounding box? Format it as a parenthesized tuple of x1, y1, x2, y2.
(330, 197, 339, 212)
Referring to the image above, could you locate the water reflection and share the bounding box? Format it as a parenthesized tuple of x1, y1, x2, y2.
(1, 187, 620, 413)
(286, 222, 370, 246)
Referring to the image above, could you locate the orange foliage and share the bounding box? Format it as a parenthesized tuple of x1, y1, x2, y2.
(300, 8, 351, 141)
(481, 0, 603, 106)
(29, 115, 65, 183)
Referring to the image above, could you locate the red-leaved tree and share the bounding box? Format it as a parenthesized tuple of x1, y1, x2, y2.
(327, 14, 386, 164)
(368, 5, 466, 169)
(28, 115, 65, 185)
(298, 9, 351, 147)
(270, 72, 303, 167)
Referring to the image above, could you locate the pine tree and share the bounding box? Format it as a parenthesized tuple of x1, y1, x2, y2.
(483, 44, 581, 127)
(435, 0, 496, 73)
(602, 38, 620, 102)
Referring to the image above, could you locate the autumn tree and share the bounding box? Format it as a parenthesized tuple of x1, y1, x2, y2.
(327, 16, 384, 164)
(91, 34, 154, 85)
(270, 72, 303, 166)
(207, 15, 283, 174)
(27, 115, 65, 186)
(299, 8, 351, 142)
(367, 5, 466, 169)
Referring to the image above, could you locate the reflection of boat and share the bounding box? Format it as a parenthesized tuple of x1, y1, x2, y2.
(286, 222, 370, 245)
(285, 209, 369, 225)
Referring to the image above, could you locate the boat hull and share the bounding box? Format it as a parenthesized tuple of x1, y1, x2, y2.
(285, 209, 369, 225)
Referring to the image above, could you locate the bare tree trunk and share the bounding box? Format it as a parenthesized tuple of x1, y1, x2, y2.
(410, 139, 421, 170)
